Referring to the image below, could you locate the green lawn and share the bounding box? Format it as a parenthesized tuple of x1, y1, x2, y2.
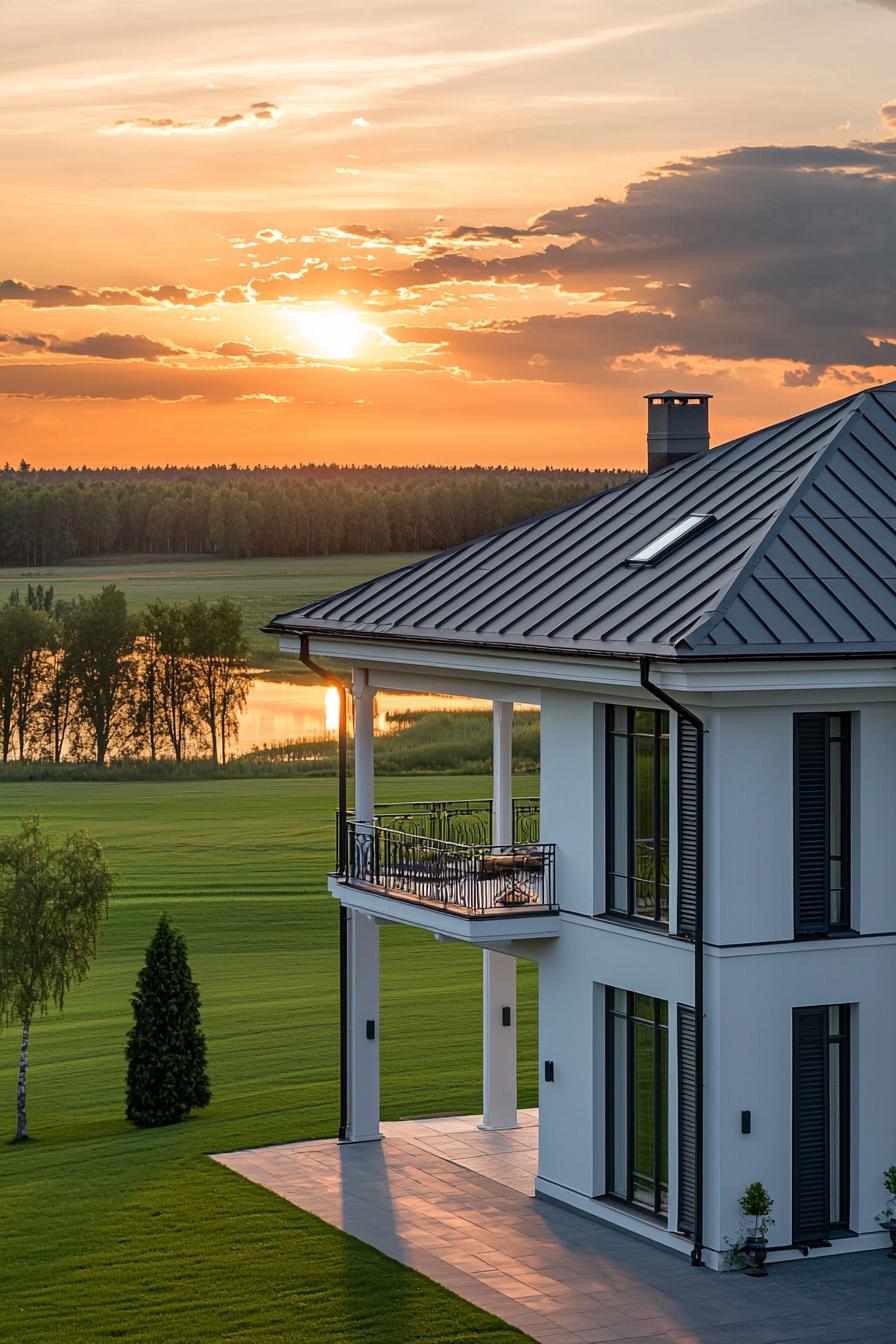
(0, 555, 423, 679)
(0, 778, 537, 1343)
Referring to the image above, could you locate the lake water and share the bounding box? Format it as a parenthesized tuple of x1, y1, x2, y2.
(236, 680, 495, 753)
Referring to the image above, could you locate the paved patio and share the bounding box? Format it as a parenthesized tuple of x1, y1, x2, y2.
(214, 1114, 895, 1344)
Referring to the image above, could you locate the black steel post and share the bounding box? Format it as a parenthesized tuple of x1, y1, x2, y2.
(640, 656, 706, 1268)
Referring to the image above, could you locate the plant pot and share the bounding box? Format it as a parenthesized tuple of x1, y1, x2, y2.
(882, 1219, 896, 1259)
(743, 1236, 769, 1277)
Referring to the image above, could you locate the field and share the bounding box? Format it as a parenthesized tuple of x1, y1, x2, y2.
(0, 778, 538, 1343)
(0, 554, 422, 679)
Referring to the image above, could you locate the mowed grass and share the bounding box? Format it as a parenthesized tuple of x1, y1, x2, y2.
(0, 778, 538, 1344)
(0, 555, 423, 679)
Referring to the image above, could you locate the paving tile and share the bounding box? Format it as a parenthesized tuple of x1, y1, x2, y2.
(214, 1112, 896, 1344)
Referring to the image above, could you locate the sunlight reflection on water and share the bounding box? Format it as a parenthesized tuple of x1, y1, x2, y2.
(237, 680, 495, 753)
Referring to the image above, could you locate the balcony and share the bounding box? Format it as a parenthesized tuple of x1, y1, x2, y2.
(359, 796, 541, 846)
(334, 798, 557, 928)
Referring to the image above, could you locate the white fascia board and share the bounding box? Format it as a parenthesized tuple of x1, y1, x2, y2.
(298, 635, 645, 696)
(654, 658, 896, 695)
(281, 633, 896, 700)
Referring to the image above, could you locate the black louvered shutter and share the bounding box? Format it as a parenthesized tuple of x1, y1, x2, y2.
(677, 1005, 697, 1235)
(793, 1007, 828, 1242)
(794, 715, 828, 934)
(677, 720, 701, 938)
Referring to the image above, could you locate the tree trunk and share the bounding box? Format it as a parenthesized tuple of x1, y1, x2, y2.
(15, 1018, 30, 1142)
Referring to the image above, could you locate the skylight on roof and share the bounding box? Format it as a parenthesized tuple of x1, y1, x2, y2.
(627, 514, 715, 566)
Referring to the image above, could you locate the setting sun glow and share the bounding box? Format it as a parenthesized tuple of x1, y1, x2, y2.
(293, 307, 368, 360)
(324, 686, 341, 733)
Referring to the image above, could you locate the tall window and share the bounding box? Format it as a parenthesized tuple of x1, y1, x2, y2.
(607, 707, 670, 925)
(793, 1005, 850, 1240)
(606, 990, 669, 1217)
(794, 714, 851, 936)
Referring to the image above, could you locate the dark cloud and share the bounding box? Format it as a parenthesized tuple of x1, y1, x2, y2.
(0, 278, 243, 309)
(0, 279, 147, 308)
(52, 332, 185, 361)
(214, 340, 297, 365)
(381, 136, 896, 380)
(448, 225, 526, 243)
(106, 103, 280, 135)
(0, 330, 185, 361)
(335, 223, 395, 242)
(0, 332, 56, 351)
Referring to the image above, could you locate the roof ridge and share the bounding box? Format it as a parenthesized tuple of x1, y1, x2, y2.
(678, 390, 875, 651)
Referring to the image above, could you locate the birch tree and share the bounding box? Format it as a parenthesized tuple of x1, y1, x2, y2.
(0, 815, 112, 1141)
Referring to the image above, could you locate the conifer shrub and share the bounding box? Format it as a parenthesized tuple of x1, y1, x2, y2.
(125, 914, 211, 1127)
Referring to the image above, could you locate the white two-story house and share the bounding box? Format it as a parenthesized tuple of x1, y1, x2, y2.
(266, 383, 896, 1270)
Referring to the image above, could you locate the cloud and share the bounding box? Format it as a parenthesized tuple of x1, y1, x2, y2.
(0, 330, 185, 361)
(448, 225, 527, 244)
(214, 340, 297, 365)
(0, 278, 245, 309)
(335, 223, 395, 242)
(229, 227, 296, 250)
(104, 102, 281, 136)
(881, 101, 896, 130)
(378, 134, 896, 381)
(351, 116, 370, 128)
(8, 120, 896, 389)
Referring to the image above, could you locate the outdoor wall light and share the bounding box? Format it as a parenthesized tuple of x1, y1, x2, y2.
(544, 1060, 554, 1083)
(502, 1006, 512, 1027)
(366, 1019, 376, 1040)
(741, 1110, 751, 1134)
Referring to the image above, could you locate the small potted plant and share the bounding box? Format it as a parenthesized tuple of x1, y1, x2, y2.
(724, 1181, 775, 1276)
(875, 1165, 896, 1258)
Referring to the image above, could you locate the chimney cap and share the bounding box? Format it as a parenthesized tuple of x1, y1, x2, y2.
(644, 389, 712, 402)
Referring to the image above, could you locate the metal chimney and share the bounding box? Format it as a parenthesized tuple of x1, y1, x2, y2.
(644, 391, 711, 473)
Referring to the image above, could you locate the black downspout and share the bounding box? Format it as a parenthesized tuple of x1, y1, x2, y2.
(640, 656, 705, 1268)
(298, 634, 350, 1141)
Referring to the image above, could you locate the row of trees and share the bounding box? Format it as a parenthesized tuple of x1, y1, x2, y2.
(0, 463, 637, 564)
(0, 585, 251, 766)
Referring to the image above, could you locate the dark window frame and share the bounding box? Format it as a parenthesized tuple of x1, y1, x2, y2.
(792, 1004, 851, 1239)
(605, 989, 669, 1218)
(793, 713, 852, 937)
(606, 706, 670, 927)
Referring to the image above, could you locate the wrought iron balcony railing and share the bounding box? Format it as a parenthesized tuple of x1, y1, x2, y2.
(344, 796, 539, 847)
(343, 820, 556, 917)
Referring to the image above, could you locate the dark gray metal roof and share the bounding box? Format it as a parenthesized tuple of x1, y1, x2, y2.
(268, 382, 896, 661)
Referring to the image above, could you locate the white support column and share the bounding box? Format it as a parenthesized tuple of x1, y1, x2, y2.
(344, 909, 381, 1142)
(352, 668, 375, 826)
(481, 700, 518, 1131)
(344, 668, 380, 1142)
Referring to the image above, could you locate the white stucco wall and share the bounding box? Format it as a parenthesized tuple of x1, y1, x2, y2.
(533, 913, 693, 1222)
(706, 939, 896, 1254)
(539, 689, 604, 918)
(531, 682, 896, 1265)
(706, 698, 896, 944)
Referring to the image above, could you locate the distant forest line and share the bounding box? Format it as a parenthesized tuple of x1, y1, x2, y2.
(0, 463, 639, 565)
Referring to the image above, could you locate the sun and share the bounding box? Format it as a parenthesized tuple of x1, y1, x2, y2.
(291, 306, 368, 360)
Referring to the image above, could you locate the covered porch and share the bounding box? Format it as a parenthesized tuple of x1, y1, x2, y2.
(329, 666, 554, 1145)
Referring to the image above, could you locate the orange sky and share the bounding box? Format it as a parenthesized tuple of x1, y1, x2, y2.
(3, 0, 896, 469)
